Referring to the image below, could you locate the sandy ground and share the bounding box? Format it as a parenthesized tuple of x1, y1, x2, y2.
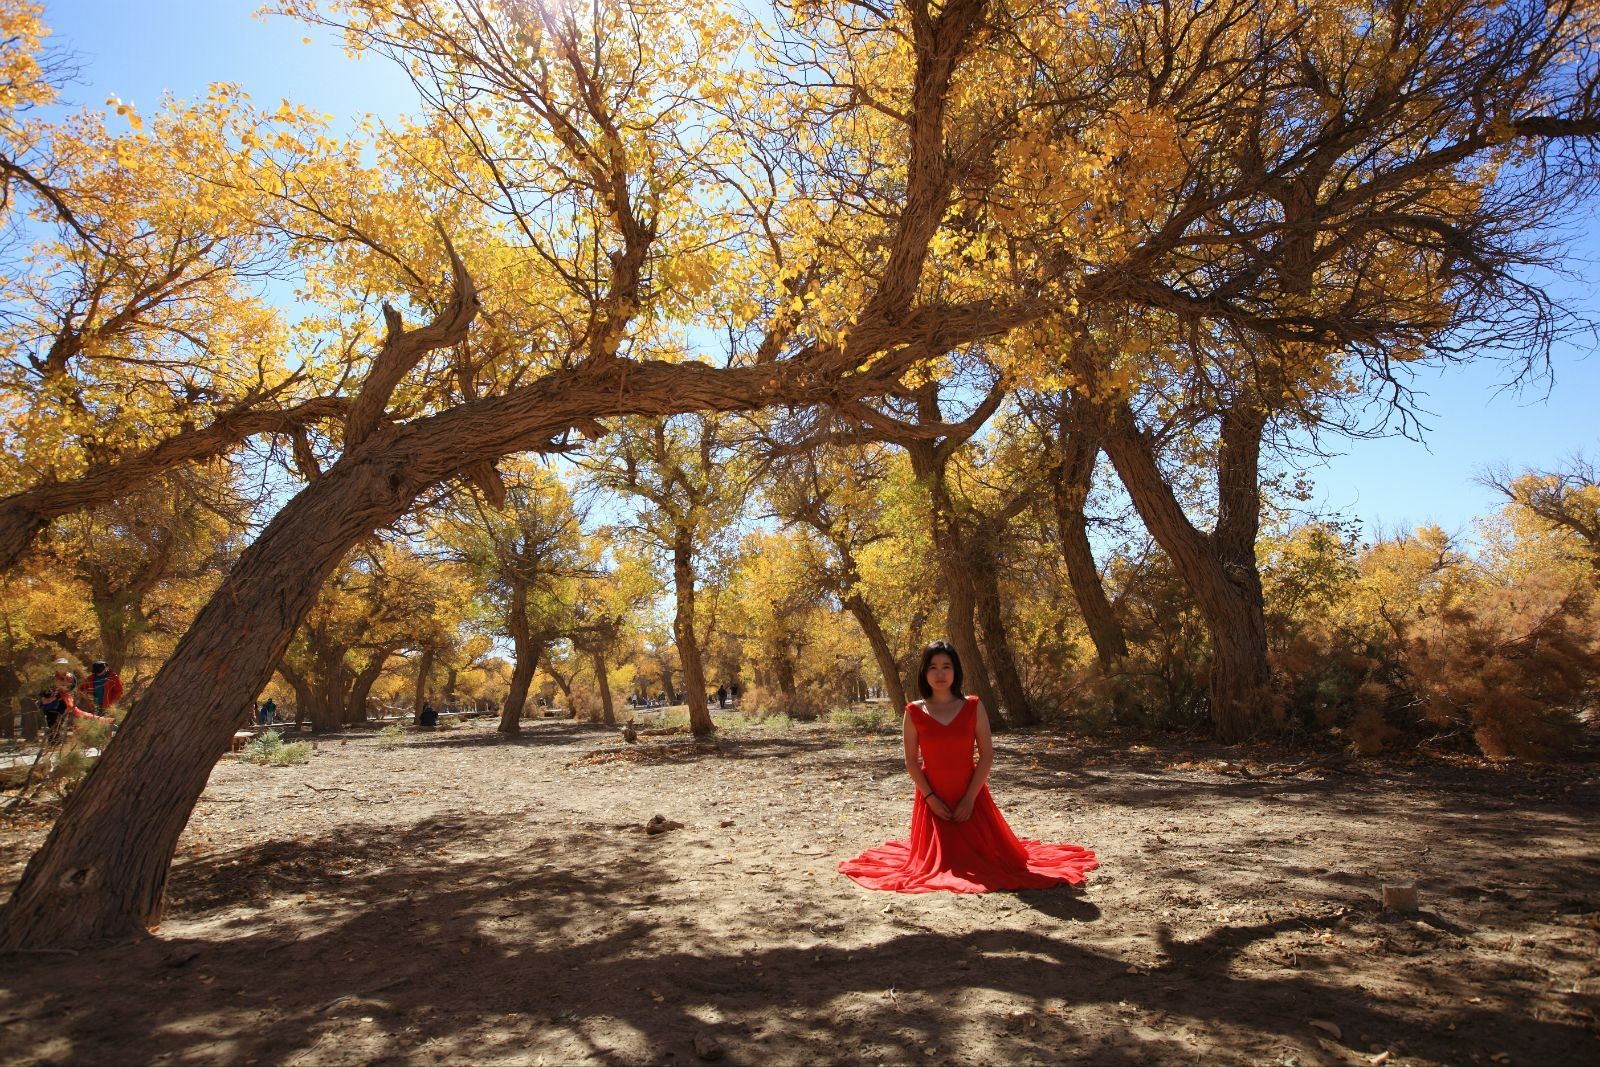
(1, 713, 1597, 1066)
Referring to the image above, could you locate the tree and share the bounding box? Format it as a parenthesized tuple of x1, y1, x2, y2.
(0, 62, 350, 573)
(765, 443, 913, 709)
(436, 463, 587, 734)
(1005, 1, 1600, 741)
(1482, 452, 1600, 574)
(8, 0, 1012, 945)
(827, 374, 1043, 725)
(276, 540, 465, 731)
(567, 546, 659, 724)
(582, 415, 747, 736)
(42, 467, 247, 682)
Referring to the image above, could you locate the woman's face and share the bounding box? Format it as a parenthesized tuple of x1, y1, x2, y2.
(925, 653, 956, 695)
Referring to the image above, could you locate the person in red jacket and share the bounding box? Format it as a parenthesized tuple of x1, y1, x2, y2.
(76, 661, 124, 714)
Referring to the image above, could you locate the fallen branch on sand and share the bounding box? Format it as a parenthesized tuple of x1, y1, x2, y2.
(1216, 756, 1354, 779)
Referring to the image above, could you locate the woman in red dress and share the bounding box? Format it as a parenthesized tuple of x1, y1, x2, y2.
(839, 641, 1097, 893)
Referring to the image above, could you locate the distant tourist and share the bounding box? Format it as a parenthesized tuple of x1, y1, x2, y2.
(37, 687, 67, 738)
(418, 700, 439, 729)
(76, 661, 123, 714)
(716, 685, 728, 709)
(258, 698, 277, 726)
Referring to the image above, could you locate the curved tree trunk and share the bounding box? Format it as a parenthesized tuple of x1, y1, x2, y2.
(345, 648, 391, 725)
(0, 443, 425, 951)
(843, 594, 907, 711)
(547, 662, 575, 715)
(671, 533, 712, 736)
(971, 537, 1035, 725)
(1100, 399, 1270, 743)
(1052, 405, 1128, 670)
(0, 336, 1008, 950)
(499, 584, 538, 735)
(590, 648, 616, 725)
(410, 647, 436, 720)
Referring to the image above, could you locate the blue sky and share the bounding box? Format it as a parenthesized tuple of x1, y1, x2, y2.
(37, 1, 1600, 537)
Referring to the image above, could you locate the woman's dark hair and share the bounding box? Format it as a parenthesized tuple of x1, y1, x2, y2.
(917, 640, 964, 699)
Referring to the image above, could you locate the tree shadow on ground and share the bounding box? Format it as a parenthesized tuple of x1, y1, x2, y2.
(404, 721, 611, 749)
(3, 722, 1597, 1064)
(2, 802, 1595, 1066)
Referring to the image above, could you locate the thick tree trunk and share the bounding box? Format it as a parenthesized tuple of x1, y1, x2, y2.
(499, 584, 538, 735)
(345, 649, 390, 725)
(971, 538, 1035, 725)
(843, 594, 907, 711)
(411, 647, 436, 720)
(589, 649, 615, 725)
(774, 649, 797, 696)
(1100, 400, 1270, 742)
(310, 653, 350, 734)
(0, 442, 426, 950)
(671, 534, 712, 736)
(1052, 407, 1128, 670)
(940, 548, 1004, 726)
(274, 661, 316, 732)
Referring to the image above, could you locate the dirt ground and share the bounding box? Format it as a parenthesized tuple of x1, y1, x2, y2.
(1, 713, 1597, 1066)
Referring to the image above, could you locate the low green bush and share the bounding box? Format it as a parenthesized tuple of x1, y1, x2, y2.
(241, 729, 313, 766)
(830, 704, 897, 734)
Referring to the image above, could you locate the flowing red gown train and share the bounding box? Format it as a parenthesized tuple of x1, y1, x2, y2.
(839, 696, 1097, 893)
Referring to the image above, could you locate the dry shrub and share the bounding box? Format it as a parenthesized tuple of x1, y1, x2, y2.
(1267, 632, 1399, 745)
(740, 684, 827, 721)
(565, 685, 601, 721)
(1398, 576, 1598, 759)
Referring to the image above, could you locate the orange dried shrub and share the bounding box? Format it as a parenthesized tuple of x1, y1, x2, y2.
(1397, 574, 1599, 758)
(1348, 684, 1402, 755)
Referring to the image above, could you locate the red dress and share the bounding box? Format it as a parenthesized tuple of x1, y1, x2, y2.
(839, 696, 1097, 893)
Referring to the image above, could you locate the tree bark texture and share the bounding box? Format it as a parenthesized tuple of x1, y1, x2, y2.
(970, 535, 1035, 725)
(843, 593, 907, 711)
(498, 583, 537, 736)
(672, 533, 712, 736)
(0, 20, 1020, 955)
(590, 649, 615, 725)
(1051, 404, 1128, 670)
(1099, 400, 1270, 742)
(345, 649, 392, 725)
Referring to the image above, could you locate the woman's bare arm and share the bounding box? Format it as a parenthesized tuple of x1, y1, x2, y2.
(903, 708, 952, 819)
(954, 701, 995, 822)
